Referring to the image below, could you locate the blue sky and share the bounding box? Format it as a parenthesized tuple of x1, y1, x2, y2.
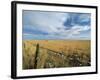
(22, 10, 91, 40)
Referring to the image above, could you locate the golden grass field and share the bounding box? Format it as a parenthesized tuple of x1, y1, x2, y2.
(22, 40, 91, 69)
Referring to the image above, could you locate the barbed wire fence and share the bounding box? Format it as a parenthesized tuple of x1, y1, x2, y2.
(31, 43, 91, 69)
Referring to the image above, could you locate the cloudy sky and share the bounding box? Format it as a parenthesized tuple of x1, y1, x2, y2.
(22, 10, 91, 40)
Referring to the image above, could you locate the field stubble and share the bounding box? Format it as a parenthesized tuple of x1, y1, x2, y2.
(23, 40, 91, 69)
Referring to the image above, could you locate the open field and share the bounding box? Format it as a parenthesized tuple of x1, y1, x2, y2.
(22, 40, 91, 69)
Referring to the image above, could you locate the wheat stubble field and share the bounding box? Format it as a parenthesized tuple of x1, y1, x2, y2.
(23, 40, 91, 69)
(22, 40, 91, 69)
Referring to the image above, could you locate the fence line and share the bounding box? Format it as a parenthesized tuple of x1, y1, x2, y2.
(32, 43, 67, 59)
(33, 43, 67, 68)
(32, 43, 64, 54)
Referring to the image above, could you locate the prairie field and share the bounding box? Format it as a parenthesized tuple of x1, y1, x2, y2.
(22, 40, 91, 69)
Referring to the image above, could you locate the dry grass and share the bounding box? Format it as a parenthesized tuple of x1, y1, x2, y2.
(22, 40, 91, 69)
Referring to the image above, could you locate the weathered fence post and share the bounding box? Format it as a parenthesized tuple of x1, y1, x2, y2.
(34, 43, 39, 69)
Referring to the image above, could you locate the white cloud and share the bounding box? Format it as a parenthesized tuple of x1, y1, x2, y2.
(23, 11, 91, 40)
(23, 11, 68, 34)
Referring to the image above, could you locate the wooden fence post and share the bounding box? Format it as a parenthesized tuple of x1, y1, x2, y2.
(34, 43, 39, 69)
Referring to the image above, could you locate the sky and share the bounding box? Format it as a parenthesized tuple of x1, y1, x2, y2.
(22, 10, 91, 40)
